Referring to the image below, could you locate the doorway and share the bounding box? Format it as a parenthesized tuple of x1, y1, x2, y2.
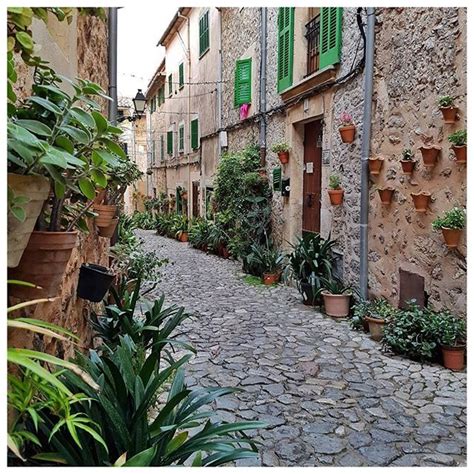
(302, 120, 323, 234)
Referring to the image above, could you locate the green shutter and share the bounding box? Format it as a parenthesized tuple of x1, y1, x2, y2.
(199, 10, 210, 57)
(168, 74, 173, 96)
(234, 58, 252, 107)
(277, 7, 294, 93)
(319, 7, 343, 69)
(179, 125, 184, 151)
(160, 135, 164, 160)
(179, 63, 184, 89)
(167, 131, 173, 155)
(191, 118, 199, 150)
(272, 167, 282, 191)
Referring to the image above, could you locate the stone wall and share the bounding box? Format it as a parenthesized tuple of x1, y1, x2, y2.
(368, 7, 467, 314)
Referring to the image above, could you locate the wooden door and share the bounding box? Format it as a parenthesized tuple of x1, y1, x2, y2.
(302, 120, 322, 234)
(192, 181, 200, 217)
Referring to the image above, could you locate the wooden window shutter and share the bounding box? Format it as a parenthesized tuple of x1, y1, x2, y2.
(167, 131, 173, 155)
(191, 118, 199, 150)
(179, 125, 184, 151)
(234, 58, 252, 107)
(199, 10, 210, 56)
(319, 7, 343, 69)
(160, 135, 164, 159)
(179, 63, 184, 89)
(277, 7, 294, 93)
(168, 74, 173, 96)
(272, 167, 282, 191)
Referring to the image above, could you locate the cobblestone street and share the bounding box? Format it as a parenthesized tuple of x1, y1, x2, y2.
(140, 231, 467, 467)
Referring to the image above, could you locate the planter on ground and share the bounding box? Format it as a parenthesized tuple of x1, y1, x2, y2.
(322, 291, 352, 318)
(378, 188, 395, 206)
(8, 173, 50, 268)
(411, 191, 431, 213)
(365, 316, 385, 341)
(441, 345, 465, 371)
(9, 231, 78, 299)
(301, 281, 319, 306)
(218, 244, 230, 259)
(94, 204, 117, 228)
(419, 145, 441, 168)
(178, 231, 189, 242)
(368, 156, 384, 176)
(77, 263, 115, 302)
(98, 217, 119, 239)
(263, 272, 279, 285)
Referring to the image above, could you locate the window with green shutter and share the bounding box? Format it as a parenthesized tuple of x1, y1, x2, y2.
(319, 7, 343, 69)
(160, 135, 164, 160)
(178, 124, 184, 152)
(191, 118, 199, 150)
(167, 130, 173, 155)
(199, 10, 210, 57)
(272, 167, 282, 192)
(168, 74, 173, 97)
(234, 58, 252, 107)
(277, 7, 294, 93)
(179, 63, 184, 89)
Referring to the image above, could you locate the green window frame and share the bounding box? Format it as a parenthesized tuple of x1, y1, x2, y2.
(199, 10, 210, 57)
(178, 124, 184, 152)
(168, 74, 173, 97)
(234, 58, 252, 107)
(157, 86, 164, 106)
(277, 7, 295, 93)
(190, 118, 199, 150)
(319, 7, 343, 69)
(167, 130, 173, 155)
(160, 135, 164, 160)
(272, 167, 282, 192)
(179, 63, 184, 89)
(152, 140, 156, 164)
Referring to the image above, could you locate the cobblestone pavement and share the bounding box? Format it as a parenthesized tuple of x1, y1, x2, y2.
(139, 230, 467, 467)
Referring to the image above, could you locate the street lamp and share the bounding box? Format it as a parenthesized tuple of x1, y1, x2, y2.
(118, 89, 146, 122)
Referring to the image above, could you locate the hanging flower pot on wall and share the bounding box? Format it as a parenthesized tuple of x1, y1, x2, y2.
(378, 187, 395, 206)
(411, 191, 431, 213)
(77, 263, 115, 302)
(98, 217, 119, 239)
(94, 204, 117, 228)
(9, 231, 78, 299)
(419, 145, 441, 168)
(452, 145, 467, 164)
(369, 156, 384, 176)
(7, 174, 50, 268)
(441, 228, 462, 249)
(278, 151, 289, 164)
(439, 107, 458, 124)
(400, 159, 416, 175)
(328, 189, 344, 205)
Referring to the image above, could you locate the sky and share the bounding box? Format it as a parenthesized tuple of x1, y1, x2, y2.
(117, 5, 176, 99)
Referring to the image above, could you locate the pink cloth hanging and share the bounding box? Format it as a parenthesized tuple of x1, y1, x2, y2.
(240, 103, 250, 120)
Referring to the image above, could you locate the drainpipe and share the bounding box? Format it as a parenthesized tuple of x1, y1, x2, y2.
(259, 7, 267, 168)
(359, 7, 376, 301)
(107, 7, 118, 125)
(216, 8, 223, 157)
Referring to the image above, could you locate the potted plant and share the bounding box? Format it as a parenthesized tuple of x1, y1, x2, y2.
(432, 207, 466, 249)
(438, 95, 458, 124)
(321, 278, 353, 318)
(378, 187, 395, 206)
(411, 191, 431, 213)
(365, 298, 396, 341)
(285, 233, 336, 306)
(368, 155, 384, 176)
(338, 112, 356, 143)
(77, 263, 115, 302)
(208, 213, 231, 258)
(271, 142, 290, 164)
(419, 144, 441, 168)
(350, 300, 370, 332)
(172, 214, 189, 242)
(448, 129, 467, 164)
(435, 312, 466, 371)
(400, 149, 416, 175)
(245, 242, 285, 285)
(327, 175, 344, 205)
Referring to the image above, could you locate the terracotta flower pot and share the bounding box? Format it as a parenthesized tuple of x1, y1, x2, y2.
(258, 168, 267, 178)
(218, 244, 230, 259)
(9, 231, 78, 298)
(322, 291, 352, 318)
(8, 173, 50, 268)
(368, 156, 384, 175)
(441, 227, 462, 249)
(339, 125, 356, 143)
(439, 106, 458, 124)
(98, 217, 119, 238)
(263, 272, 280, 285)
(178, 231, 189, 242)
(452, 145, 466, 164)
(181, 192, 188, 201)
(441, 345, 465, 371)
(328, 189, 344, 205)
(278, 151, 289, 164)
(94, 188, 107, 205)
(94, 204, 117, 228)
(400, 160, 416, 175)
(419, 145, 441, 168)
(411, 192, 431, 212)
(378, 188, 395, 206)
(365, 316, 385, 341)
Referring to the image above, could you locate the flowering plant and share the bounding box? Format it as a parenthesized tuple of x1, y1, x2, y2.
(339, 112, 354, 127)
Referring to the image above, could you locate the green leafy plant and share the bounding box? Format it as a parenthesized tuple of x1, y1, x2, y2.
(350, 300, 370, 331)
(401, 149, 414, 161)
(321, 277, 352, 295)
(431, 311, 466, 347)
(432, 207, 466, 230)
(172, 214, 189, 238)
(448, 129, 467, 147)
(244, 242, 285, 275)
(188, 218, 211, 249)
(132, 211, 157, 230)
(366, 298, 397, 321)
(438, 95, 455, 108)
(271, 142, 290, 153)
(328, 175, 341, 190)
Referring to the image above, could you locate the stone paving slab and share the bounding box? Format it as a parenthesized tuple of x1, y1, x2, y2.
(138, 230, 467, 467)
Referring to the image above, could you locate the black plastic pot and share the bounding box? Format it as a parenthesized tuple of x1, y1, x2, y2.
(300, 281, 321, 306)
(77, 263, 115, 302)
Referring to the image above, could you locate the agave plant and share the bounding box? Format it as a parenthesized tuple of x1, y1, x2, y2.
(244, 242, 285, 275)
(188, 218, 211, 250)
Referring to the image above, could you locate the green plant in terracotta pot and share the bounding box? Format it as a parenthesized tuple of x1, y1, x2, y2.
(271, 142, 290, 164)
(321, 277, 353, 318)
(433, 311, 466, 371)
(448, 129, 467, 164)
(438, 95, 458, 124)
(432, 206, 466, 249)
(400, 149, 416, 175)
(245, 241, 285, 285)
(327, 174, 344, 205)
(365, 298, 397, 342)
